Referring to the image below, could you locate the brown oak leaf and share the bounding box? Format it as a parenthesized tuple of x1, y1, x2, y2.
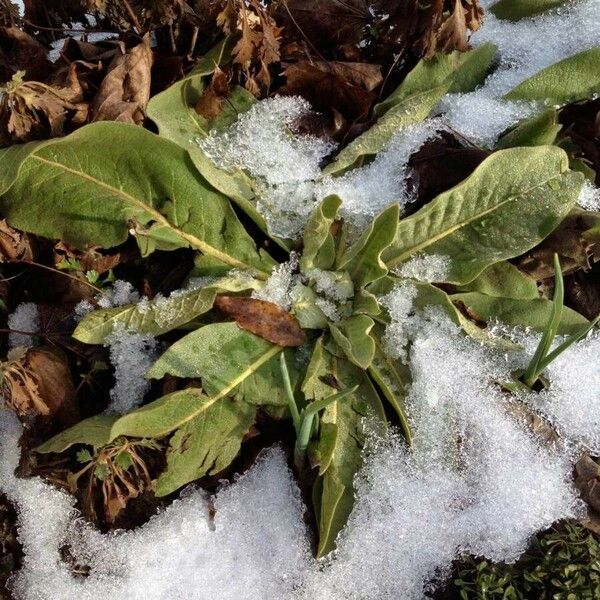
(214, 295, 306, 347)
(91, 35, 153, 124)
(281, 60, 382, 121)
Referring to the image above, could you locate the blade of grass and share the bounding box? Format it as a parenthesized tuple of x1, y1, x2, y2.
(522, 254, 564, 387)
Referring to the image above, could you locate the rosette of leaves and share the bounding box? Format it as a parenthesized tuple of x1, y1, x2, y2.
(34, 195, 415, 557)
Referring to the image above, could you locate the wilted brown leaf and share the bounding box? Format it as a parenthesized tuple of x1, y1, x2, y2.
(280, 60, 382, 121)
(0, 220, 34, 262)
(215, 295, 306, 347)
(53, 241, 123, 275)
(0, 26, 51, 82)
(91, 35, 153, 124)
(218, 0, 281, 94)
(517, 211, 598, 282)
(1, 346, 79, 425)
(195, 64, 229, 119)
(0, 71, 88, 145)
(432, 0, 469, 56)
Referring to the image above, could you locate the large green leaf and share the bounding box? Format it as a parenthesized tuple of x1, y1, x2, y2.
(504, 48, 600, 105)
(496, 109, 561, 149)
(490, 0, 569, 20)
(337, 204, 399, 288)
(154, 397, 256, 496)
(0, 140, 42, 194)
(73, 275, 261, 344)
(0, 122, 274, 275)
(323, 85, 449, 175)
(146, 40, 255, 148)
(374, 43, 497, 117)
(35, 414, 119, 453)
(455, 262, 539, 299)
(304, 341, 386, 557)
(147, 322, 292, 406)
(384, 146, 583, 284)
(186, 147, 290, 251)
(451, 292, 589, 335)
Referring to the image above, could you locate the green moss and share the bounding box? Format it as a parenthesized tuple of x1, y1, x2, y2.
(450, 522, 600, 599)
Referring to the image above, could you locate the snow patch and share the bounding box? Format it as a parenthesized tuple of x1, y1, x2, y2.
(105, 324, 158, 415)
(7, 302, 40, 349)
(394, 254, 451, 283)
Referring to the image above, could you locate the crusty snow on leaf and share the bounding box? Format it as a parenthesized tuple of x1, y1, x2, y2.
(5, 282, 600, 598)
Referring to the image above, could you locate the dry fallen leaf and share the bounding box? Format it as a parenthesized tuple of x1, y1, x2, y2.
(0, 71, 88, 145)
(195, 64, 229, 119)
(91, 35, 153, 124)
(214, 295, 307, 347)
(1, 346, 79, 425)
(0, 220, 35, 262)
(0, 26, 51, 82)
(280, 60, 382, 121)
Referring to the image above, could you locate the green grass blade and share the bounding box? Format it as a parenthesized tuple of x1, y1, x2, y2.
(537, 314, 600, 374)
(522, 254, 564, 387)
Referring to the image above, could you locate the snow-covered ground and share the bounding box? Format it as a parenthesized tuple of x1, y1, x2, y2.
(2, 1, 600, 598)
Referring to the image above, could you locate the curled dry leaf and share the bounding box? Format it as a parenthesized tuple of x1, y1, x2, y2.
(195, 65, 229, 120)
(1, 346, 79, 425)
(53, 241, 123, 275)
(214, 295, 307, 347)
(91, 35, 153, 125)
(0, 220, 34, 262)
(217, 0, 282, 94)
(280, 61, 382, 121)
(0, 71, 88, 145)
(0, 26, 51, 82)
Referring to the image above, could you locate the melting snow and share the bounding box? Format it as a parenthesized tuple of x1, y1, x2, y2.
(4, 280, 600, 599)
(7, 302, 40, 349)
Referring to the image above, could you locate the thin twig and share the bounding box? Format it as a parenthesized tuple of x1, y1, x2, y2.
(9, 259, 103, 294)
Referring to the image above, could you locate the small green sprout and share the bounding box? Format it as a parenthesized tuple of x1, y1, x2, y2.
(521, 254, 599, 389)
(280, 353, 358, 469)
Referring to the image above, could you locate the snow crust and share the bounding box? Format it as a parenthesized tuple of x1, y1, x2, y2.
(198, 0, 600, 239)
(104, 324, 158, 414)
(5, 281, 600, 599)
(7, 302, 39, 349)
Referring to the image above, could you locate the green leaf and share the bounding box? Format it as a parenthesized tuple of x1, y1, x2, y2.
(147, 39, 255, 148)
(451, 292, 589, 335)
(337, 204, 399, 289)
(490, 0, 569, 20)
(323, 85, 449, 175)
(368, 325, 412, 444)
(374, 43, 497, 117)
(73, 274, 261, 344)
(0, 122, 275, 276)
(455, 262, 539, 299)
(384, 146, 583, 284)
(147, 322, 291, 406)
(504, 48, 600, 105)
(0, 140, 42, 195)
(187, 148, 290, 251)
(300, 195, 342, 273)
(496, 109, 562, 149)
(35, 414, 118, 454)
(330, 314, 376, 369)
(304, 345, 386, 557)
(290, 284, 330, 329)
(155, 398, 256, 496)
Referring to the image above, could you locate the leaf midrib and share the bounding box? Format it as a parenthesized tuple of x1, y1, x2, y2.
(387, 171, 563, 267)
(112, 344, 283, 440)
(32, 154, 268, 276)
